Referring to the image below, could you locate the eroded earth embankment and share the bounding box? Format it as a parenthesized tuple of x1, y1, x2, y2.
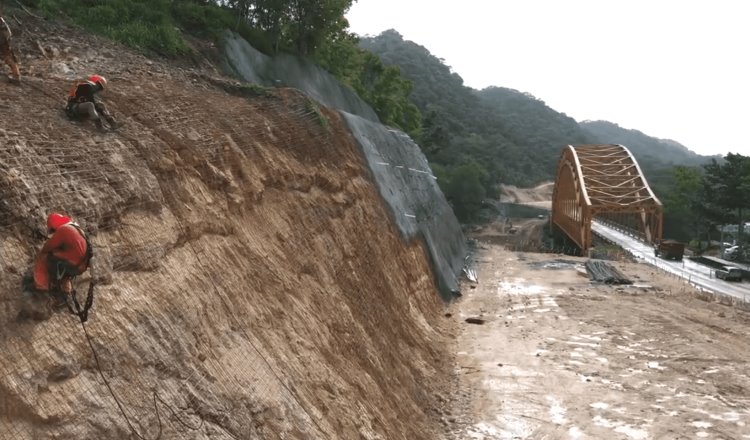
(0, 14, 452, 439)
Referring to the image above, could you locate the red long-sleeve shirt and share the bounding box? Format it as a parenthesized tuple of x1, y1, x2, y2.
(41, 223, 88, 265)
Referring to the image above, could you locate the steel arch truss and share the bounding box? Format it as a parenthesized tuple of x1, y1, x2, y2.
(551, 144, 663, 251)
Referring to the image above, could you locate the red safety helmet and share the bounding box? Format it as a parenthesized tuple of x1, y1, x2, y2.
(88, 74, 107, 89)
(47, 212, 72, 234)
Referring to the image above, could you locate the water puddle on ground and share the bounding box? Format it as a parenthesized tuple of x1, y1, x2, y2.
(527, 259, 582, 270)
(497, 278, 546, 296)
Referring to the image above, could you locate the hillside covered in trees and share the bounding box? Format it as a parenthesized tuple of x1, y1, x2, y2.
(359, 30, 718, 220)
(360, 30, 590, 188)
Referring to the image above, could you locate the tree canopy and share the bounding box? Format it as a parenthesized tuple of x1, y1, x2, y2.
(703, 154, 750, 247)
(662, 166, 710, 245)
(221, 0, 353, 55)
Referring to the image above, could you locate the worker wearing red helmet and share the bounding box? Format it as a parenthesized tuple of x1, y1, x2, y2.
(33, 213, 92, 295)
(65, 74, 118, 130)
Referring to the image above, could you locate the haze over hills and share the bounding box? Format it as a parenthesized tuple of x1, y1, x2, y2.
(359, 30, 716, 187)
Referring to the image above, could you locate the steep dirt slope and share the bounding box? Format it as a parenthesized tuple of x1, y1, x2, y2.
(0, 13, 451, 439)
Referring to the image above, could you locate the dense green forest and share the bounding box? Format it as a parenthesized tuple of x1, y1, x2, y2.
(14, 1, 745, 248)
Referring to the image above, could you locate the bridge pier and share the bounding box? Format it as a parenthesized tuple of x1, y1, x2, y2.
(551, 223, 584, 256)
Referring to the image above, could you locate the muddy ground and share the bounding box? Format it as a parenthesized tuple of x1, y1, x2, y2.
(441, 220, 750, 439)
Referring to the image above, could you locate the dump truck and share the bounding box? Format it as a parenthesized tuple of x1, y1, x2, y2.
(654, 239, 685, 261)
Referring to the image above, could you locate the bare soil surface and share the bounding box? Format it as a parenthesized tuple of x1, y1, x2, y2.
(499, 182, 554, 210)
(442, 234, 750, 439)
(1, 10, 453, 439)
(471, 218, 548, 252)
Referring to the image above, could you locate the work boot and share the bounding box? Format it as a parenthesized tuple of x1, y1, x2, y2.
(94, 118, 106, 131)
(104, 114, 119, 129)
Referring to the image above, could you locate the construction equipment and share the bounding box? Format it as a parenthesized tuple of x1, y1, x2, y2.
(654, 239, 685, 261)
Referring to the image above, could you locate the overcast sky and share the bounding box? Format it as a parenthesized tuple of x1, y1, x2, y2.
(345, 0, 749, 157)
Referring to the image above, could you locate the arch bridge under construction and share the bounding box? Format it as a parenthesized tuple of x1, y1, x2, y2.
(551, 144, 663, 253)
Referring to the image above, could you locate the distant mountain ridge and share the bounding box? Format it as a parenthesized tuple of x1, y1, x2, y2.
(580, 120, 716, 168)
(359, 30, 715, 186)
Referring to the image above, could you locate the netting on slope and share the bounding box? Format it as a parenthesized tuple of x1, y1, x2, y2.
(0, 78, 337, 439)
(342, 114, 467, 300)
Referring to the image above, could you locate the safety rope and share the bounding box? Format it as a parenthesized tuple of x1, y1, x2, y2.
(75, 305, 206, 439)
(78, 318, 164, 440)
(63, 262, 205, 439)
(65, 279, 94, 322)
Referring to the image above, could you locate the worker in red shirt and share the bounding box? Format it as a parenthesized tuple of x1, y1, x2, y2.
(33, 213, 92, 295)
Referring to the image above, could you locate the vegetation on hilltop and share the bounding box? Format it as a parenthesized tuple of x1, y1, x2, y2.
(358, 30, 595, 220)
(17, 0, 419, 139)
(313, 30, 421, 138)
(20, 0, 354, 55)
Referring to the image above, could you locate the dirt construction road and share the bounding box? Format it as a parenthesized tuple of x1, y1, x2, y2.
(445, 244, 750, 439)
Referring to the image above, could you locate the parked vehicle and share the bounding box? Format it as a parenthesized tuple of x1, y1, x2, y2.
(716, 266, 743, 282)
(724, 245, 740, 260)
(654, 239, 685, 261)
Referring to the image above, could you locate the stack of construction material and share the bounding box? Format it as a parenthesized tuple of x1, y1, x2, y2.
(585, 259, 633, 284)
